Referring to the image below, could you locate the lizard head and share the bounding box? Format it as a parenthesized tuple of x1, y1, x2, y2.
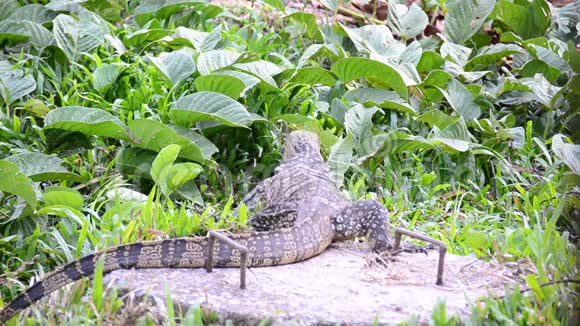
(283, 130, 322, 160)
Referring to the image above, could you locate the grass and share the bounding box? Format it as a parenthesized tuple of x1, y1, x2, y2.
(0, 0, 578, 324)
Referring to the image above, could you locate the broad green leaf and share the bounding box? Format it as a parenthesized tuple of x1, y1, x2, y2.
(128, 119, 212, 163)
(53, 12, 106, 61)
(344, 88, 416, 116)
(171, 25, 221, 52)
(287, 12, 323, 42)
(151, 144, 203, 196)
(260, 0, 285, 11)
(4, 152, 83, 182)
(332, 57, 408, 99)
(438, 79, 481, 121)
(526, 43, 570, 74)
(22, 98, 50, 117)
(0, 160, 37, 208)
(93, 63, 120, 94)
(297, 44, 344, 68)
(359, 131, 432, 161)
(440, 42, 471, 66)
(327, 133, 352, 186)
(418, 111, 459, 130)
(0, 19, 53, 48)
(387, 2, 428, 39)
(147, 48, 196, 86)
(233, 60, 284, 88)
(0, 69, 35, 104)
(197, 50, 241, 75)
(430, 138, 470, 152)
(519, 59, 560, 82)
(151, 144, 180, 184)
(159, 163, 203, 196)
(43, 186, 84, 210)
(552, 134, 580, 175)
(494, 0, 551, 40)
(417, 51, 445, 73)
(194, 74, 245, 98)
(0, 0, 19, 21)
(344, 104, 381, 144)
(466, 44, 524, 70)
(117, 147, 157, 178)
(443, 0, 494, 44)
(135, 0, 208, 25)
(126, 19, 172, 46)
(289, 67, 337, 87)
(341, 24, 396, 54)
(498, 127, 525, 149)
(212, 70, 260, 91)
(44, 106, 130, 141)
(170, 91, 251, 128)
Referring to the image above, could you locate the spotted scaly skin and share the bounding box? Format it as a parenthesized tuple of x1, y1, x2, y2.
(0, 131, 392, 322)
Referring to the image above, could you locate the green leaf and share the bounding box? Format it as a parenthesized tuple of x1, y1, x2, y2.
(0, 160, 37, 209)
(341, 24, 395, 54)
(519, 59, 560, 82)
(0, 19, 53, 48)
(552, 134, 580, 175)
(128, 119, 213, 163)
(171, 26, 221, 52)
(117, 147, 157, 178)
(0, 69, 35, 104)
(43, 186, 84, 210)
(197, 50, 241, 75)
(170, 91, 252, 128)
(358, 131, 432, 161)
(160, 163, 203, 196)
(417, 51, 445, 73)
(344, 104, 381, 144)
(344, 88, 416, 116)
(297, 44, 344, 68)
(443, 0, 494, 44)
(125, 20, 172, 47)
(232, 60, 284, 88)
(418, 110, 459, 130)
(151, 144, 203, 196)
(0, 0, 19, 22)
(151, 144, 180, 184)
(44, 106, 130, 141)
(53, 12, 106, 61)
(8, 4, 56, 24)
(288, 67, 337, 87)
(387, 2, 428, 39)
(327, 133, 352, 186)
(332, 57, 408, 99)
(260, 0, 285, 11)
(465, 44, 524, 70)
(438, 79, 481, 121)
(4, 152, 83, 182)
(93, 63, 120, 94)
(287, 12, 324, 42)
(194, 74, 246, 98)
(494, 0, 551, 40)
(147, 48, 196, 86)
(134, 0, 209, 25)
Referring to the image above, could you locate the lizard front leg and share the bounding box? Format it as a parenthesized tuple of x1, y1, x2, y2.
(331, 200, 391, 251)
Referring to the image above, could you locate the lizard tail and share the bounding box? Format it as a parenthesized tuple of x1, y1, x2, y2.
(0, 219, 334, 322)
(0, 237, 209, 322)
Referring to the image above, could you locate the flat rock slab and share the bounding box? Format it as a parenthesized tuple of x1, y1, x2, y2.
(105, 242, 523, 325)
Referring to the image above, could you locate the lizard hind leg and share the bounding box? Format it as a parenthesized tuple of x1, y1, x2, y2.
(331, 200, 391, 252)
(249, 202, 299, 231)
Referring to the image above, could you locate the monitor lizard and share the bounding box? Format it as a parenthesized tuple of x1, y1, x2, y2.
(0, 130, 443, 322)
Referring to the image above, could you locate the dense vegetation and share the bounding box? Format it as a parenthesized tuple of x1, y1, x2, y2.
(0, 0, 578, 324)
